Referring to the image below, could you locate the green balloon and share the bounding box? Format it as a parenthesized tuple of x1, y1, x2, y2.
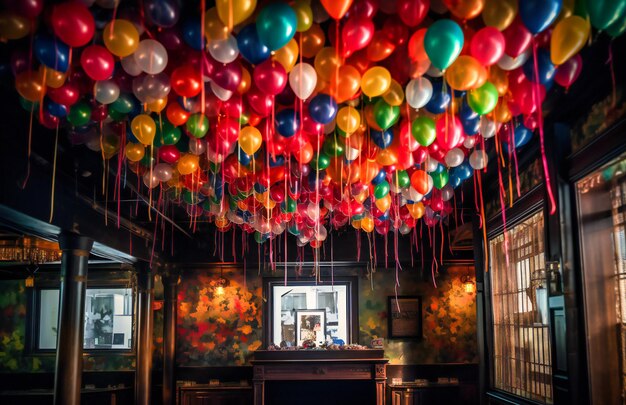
(393, 170, 410, 189)
(468, 82, 498, 115)
(374, 180, 390, 199)
(287, 225, 300, 236)
(182, 190, 202, 205)
(19, 97, 38, 112)
(432, 170, 449, 190)
(256, 2, 298, 51)
(424, 19, 464, 70)
(411, 116, 436, 146)
(311, 152, 331, 170)
(373, 99, 400, 130)
(283, 197, 297, 213)
(67, 101, 91, 127)
(323, 134, 345, 157)
(607, 10, 626, 37)
(154, 120, 182, 146)
(108, 108, 126, 122)
(587, 0, 626, 30)
(110, 94, 134, 114)
(140, 153, 156, 168)
(254, 231, 268, 244)
(186, 114, 209, 138)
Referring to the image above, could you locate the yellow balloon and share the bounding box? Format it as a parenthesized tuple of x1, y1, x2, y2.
(375, 194, 391, 213)
(482, 0, 517, 31)
(102, 134, 121, 159)
(131, 114, 156, 145)
(216, 0, 257, 30)
(42, 66, 67, 89)
(445, 55, 487, 90)
(147, 98, 167, 113)
(361, 66, 391, 98)
(551, 16, 590, 65)
(293, 0, 313, 32)
(205, 7, 230, 41)
(493, 99, 512, 123)
(314, 47, 342, 82)
(407, 202, 425, 219)
(103, 20, 139, 58)
(177, 154, 200, 175)
(0, 12, 30, 40)
(361, 216, 374, 232)
(125, 142, 145, 162)
(352, 219, 362, 230)
(239, 125, 262, 155)
(489, 65, 509, 96)
(556, 0, 575, 23)
(272, 39, 299, 72)
(383, 79, 405, 106)
(336, 106, 361, 135)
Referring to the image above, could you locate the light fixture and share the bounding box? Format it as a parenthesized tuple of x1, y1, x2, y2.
(461, 275, 475, 294)
(214, 268, 228, 296)
(0, 235, 62, 264)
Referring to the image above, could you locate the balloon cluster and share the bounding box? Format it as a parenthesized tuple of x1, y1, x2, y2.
(1, 0, 624, 248)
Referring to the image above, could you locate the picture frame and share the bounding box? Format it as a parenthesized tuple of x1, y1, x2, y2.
(295, 309, 326, 346)
(388, 296, 422, 339)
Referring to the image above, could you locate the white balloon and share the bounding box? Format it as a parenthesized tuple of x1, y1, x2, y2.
(445, 148, 465, 167)
(210, 81, 233, 101)
(121, 56, 142, 76)
(132, 76, 152, 103)
(441, 185, 454, 201)
(188, 138, 206, 155)
(469, 149, 489, 170)
(426, 65, 444, 77)
(315, 225, 327, 241)
(307, 202, 320, 220)
(480, 118, 498, 139)
(402, 186, 423, 202)
(94, 80, 119, 104)
(143, 171, 160, 189)
(497, 49, 530, 71)
(345, 146, 360, 161)
(134, 39, 168, 74)
(405, 77, 433, 109)
(426, 157, 440, 172)
(143, 73, 171, 100)
(399, 223, 412, 235)
(154, 163, 173, 182)
(463, 135, 477, 149)
(208, 34, 239, 64)
(289, 63, 317, 100)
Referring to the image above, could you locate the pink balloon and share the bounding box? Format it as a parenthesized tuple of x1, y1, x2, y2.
(80, 45, 114, 81)
(554, 54, 583, 89)
(253, 60, 288, 96)
(503, 17, 532, 58)
(470, 27, 505, 66)
(435, 115, 463, 151)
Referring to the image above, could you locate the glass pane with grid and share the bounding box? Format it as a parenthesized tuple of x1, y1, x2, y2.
(611, 175, 626, 401)
(489, 211, 553, 404)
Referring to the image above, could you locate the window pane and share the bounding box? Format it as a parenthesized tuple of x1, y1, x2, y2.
(489, 211, 553, 403)
(39, 289, 59, 349)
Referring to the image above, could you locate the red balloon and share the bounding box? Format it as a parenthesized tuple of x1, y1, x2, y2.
(382, 16, 409, 46)
(171, 65, 203, 98)
(342, 16, 375, 57)
(39, 109, 60, 129)
(212, 61, 242, 92)
(509, 76, 545, 116)
(246, 85, 275, 116)
(47, 83, 79, 106)
(6, 0, 43, 19)
(51, 2, 94, 47)
(253, 60, 287, 96)
(554, 54, 583, 89)
(91, 104, 108, 122)
(159, 145, 180, 164)
(470, 27, 505, 66)
(348, 0, 379, 19)
(366, 31, 395, 61)
(503, 17, 532, 58)
(80, 45, 114, 81)
(435, 115, 463, 150)
(397, 0, 429, 27)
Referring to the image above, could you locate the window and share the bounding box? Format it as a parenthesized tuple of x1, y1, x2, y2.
(576, 153, 626, 404)
(489, 211, 553, 403)
(36, 287, 134, 351)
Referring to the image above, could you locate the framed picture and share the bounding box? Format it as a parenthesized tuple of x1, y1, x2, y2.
(388, 296, 422, 339)
(295, 309, 326, 345)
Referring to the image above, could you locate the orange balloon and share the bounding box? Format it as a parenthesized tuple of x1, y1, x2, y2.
(360, 215, 374, 232)
(42, 67, 67, 89)
(295, 142, 314, 164)
(178, 154, 200, 175)
(360, 159, 380, 183)
(443, 0, 484, 20)
(15, 70, 45, 102)
(482, 0, 517, 31)
(328, 65, 361, 103)
(315, 47, 342, 82)
(376, 148, 398, 166)
(408, 28, 428, 62)
(407, 202, 425, 219)
(445, 55, 487, 90)
(125, 142, 145, 162)
(489, 65, 509, 96)
(300, 24, 325, 59)
(147, 97, 167, 113)
(238, 66, 251, 94)
(366, 32, 395, 62)
(204, 7, 229, 41)
(550, 16, 590, 65)
(0, 12, 30, 40)
(493, 99, 512, 123)
(166, 103, 190, 126)
(361, 66, 391, 98)
(375, 194, 391, 212)
(272, 39, 299, 72)
(320, 0, 353, 20)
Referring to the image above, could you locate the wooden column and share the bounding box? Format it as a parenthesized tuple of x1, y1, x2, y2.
(54, 232, 93, 405)
(135, 263, 154, 405)
(162, 269, 178, 405)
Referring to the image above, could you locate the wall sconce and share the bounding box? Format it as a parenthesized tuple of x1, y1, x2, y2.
(461, 275, 475, 294)
(25, 275, 35, 288)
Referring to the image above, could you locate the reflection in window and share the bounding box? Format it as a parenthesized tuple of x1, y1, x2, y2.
(37, 287, 134, 350)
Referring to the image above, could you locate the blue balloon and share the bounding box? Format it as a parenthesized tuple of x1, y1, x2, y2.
(519, 0, 562, 34)
(34, 35, 70, 72)
(269, 155, 285, 167)
(308, 170, 326, 187)
(275, 108, 300, 137)
(371, 169, 387, 185)
(182, 18, 204, 50)
(459, 101, 478, 121)
(462, 115, 480, 135)
(254, 182, 267, 193)
(523, 49, 556, 85)
(308, 94, 338, 124)
(513, 124, 533, 148)
(144, 0, 180, 28)
(371, 129, 394, 149)
(45, 99, 68, 118)
(238, 24, 271, 65)
(236, 145, 252, 165)
(451, 162, 473, 181)
(425, 81, 451, 114)
(449, 174, 462, 189)
(377, 210, 390, 220)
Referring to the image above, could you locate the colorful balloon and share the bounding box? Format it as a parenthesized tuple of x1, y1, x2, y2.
(551, 16, 590, 65)
(424, 19, 464, 70)
(51, 2, 95, 47)
(256, 2, 297, 51)
(361, 66, 391, 98)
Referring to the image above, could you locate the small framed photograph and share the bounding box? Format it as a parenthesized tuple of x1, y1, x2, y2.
(295, 309, 326, 345)
(388, 296, 422, 339)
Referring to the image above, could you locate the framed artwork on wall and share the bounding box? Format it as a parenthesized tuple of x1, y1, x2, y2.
(295, 309, 326, 346)
(388, 296, 422, 339)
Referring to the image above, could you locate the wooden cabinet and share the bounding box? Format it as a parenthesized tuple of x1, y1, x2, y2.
(177, 385, 252, 405)
(388, 383, 461, 405)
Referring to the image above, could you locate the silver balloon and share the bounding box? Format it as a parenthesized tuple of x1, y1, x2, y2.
(479, 118, 498, 139)
(94, 80, 120, 104)
(402, 186, 423, 202)
(121, 56, 143, 76)
(143, 72, 171, 100)
(344, 146, 360, 161)
(188, 138, 206, 155)
(497, 50, 530, 71)
(469, 150, 489, 170)
(426, 65, 444, 78)
(208, 34, 239, 64)
(441, 185, 454, 201)
(463, 135, 477, 149)
(143, 171, 160, 189)
(399, 223, 412, 235)
(405, 77, 433, 109)
(210, 81, 233, 101)
(134, 39, 168, 74)
(426, 157, 440, 172)
(132, 76, 152, 103)
(289, 63, 317, 100)
(153, 163, 173, 182)
(444, 147, 465, 168)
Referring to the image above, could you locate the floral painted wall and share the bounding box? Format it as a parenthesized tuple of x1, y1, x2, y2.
(176, 272, 263, 366)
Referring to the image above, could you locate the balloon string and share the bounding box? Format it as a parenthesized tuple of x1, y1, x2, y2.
(511, 122, 521, 198)
(495, 140, 509, 267)
(49, 124, 59, 223)
(20, 104, 35, 190)
(532, 40, 557, 215)
(607, 41, 617, 109)
(476, 170, 489, 272)
(200, 0, 206, 115)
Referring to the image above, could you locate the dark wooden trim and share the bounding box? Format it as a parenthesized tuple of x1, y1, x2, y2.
(162, 270, 178, 405)
(135, 263, 154, 405)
